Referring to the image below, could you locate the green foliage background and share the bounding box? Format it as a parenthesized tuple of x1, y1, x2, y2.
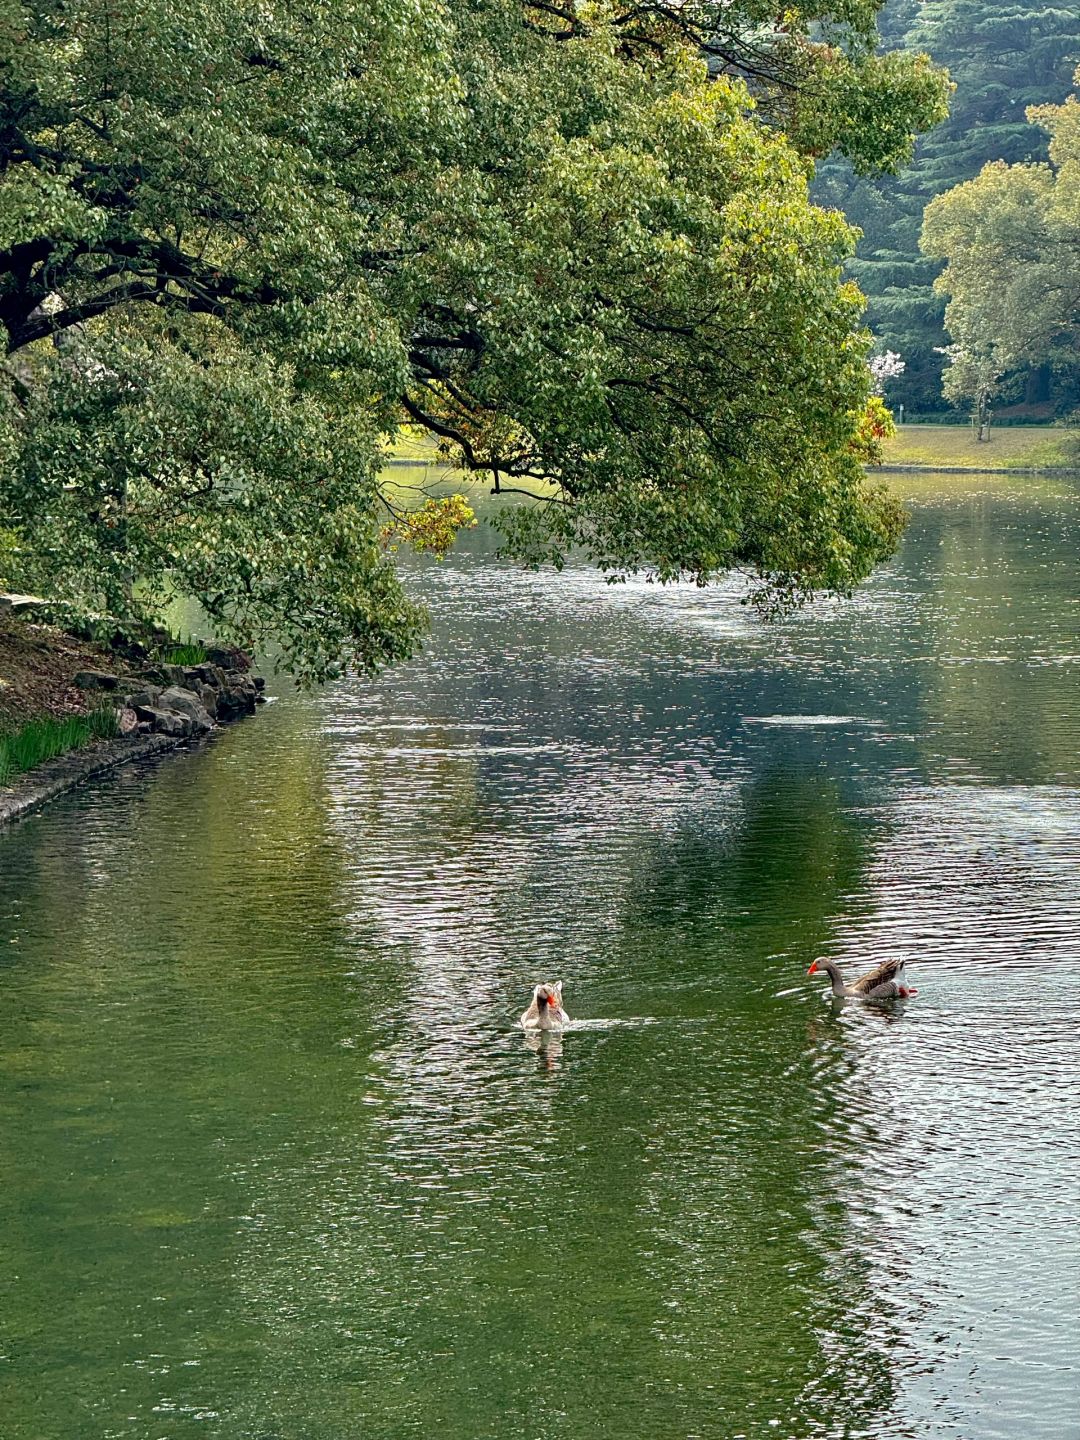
(921, 72, 1080, 415)
(816, 0, 1080, 413)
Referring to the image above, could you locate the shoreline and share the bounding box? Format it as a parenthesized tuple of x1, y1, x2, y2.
(0, 732, 189, 827)
(880, 422, 1078, 474)
(877, 462, 1080, 475)
(1, 616, 264, 824)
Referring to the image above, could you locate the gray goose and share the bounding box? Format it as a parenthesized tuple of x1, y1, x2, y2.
(807, 956, 917, 1000)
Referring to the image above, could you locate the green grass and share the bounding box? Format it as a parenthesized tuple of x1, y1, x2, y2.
(161, 638, 208, 666)
(882, 424, 1079, 470)
(0, 707, 119, 788)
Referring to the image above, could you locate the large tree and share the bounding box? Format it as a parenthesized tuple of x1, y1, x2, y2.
(920, 69, 1080, 428)
(1, 0, 947, 680)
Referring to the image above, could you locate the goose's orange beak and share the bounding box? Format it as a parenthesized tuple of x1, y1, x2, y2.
(807, 961, 820, 975)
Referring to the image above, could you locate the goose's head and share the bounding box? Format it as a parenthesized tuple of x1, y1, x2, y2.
(533, 982, 562, 1012)
(807, 958, 838, 978)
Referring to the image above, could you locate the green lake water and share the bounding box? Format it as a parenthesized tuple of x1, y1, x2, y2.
(1, 471, 1078, 1439)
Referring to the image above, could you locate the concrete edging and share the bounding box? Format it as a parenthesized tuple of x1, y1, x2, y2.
(0, 733, 189, 827)
(876, 463, 1079, 476)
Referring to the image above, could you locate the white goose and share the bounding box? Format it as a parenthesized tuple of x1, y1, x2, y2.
(520, 981, 569, 1031)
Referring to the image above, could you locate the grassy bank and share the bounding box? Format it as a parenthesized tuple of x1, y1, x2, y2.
(882, 424, 1078, 471)
(0, 708, 118, 787)
(394, 420, 1080, 477)
(0, 613, 130, 787)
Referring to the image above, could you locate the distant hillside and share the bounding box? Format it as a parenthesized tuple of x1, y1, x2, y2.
(815, 1, 1080, 414)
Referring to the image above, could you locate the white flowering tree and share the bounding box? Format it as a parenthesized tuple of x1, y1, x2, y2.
(869, 350, 907, 396)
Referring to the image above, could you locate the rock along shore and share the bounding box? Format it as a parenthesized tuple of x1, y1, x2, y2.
(0, 646, 265, 827)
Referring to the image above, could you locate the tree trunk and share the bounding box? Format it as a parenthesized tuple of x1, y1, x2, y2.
(976, 390, 992, 442)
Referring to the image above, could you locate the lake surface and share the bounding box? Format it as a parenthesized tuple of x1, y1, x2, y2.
(2, 470, 1078, 1439)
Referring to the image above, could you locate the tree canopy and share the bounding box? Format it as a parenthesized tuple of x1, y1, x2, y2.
(921, 69, 1080, 420)
(1, 0, 948, 680)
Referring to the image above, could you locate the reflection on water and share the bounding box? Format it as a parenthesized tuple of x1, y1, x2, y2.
(521, 1028, 564, 1071)
(1, 472, 1078, 1438)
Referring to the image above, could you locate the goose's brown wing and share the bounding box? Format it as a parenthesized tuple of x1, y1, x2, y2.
(850, 957, 905, 996)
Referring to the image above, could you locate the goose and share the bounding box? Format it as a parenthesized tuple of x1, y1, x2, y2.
(807, 956, 917, 1000)
(520, 981, 569, 1031)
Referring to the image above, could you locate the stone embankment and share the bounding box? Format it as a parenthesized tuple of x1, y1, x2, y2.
(73, 646, 265, 739)
(1, 647, 266, 827)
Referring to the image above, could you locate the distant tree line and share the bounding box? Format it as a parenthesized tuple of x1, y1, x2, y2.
(816, 0, 1080, 417)
(922, 68, 1080, 434)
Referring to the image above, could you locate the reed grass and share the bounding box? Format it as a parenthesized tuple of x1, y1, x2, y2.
(0, 707, 119, 787)
(162, 639, 208, 666)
